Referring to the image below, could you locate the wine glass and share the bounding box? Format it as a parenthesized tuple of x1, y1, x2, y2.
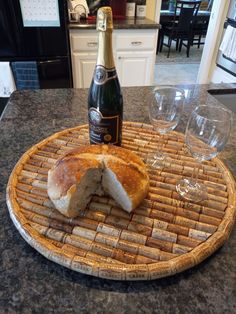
(146, 86, 185, 169)
(176, 104, 232, 202)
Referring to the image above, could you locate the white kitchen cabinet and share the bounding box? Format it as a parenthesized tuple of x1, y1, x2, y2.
(72, 53, 96, 89)
(116, 51, 153, 86)
(115, 29, 157, 87)
(70, 28, 158, 88)
(70, 30, 98, 88)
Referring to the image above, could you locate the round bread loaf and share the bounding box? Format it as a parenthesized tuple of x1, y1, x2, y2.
(47, 144, 149, 218)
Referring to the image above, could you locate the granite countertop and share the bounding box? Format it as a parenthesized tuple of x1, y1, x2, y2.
(0, 84, 236, 313)
(69, 17, 160, 30)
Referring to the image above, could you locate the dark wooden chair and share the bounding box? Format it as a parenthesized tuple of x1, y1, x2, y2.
(159, 0, 202, 58)
(192, 16, 209, 48)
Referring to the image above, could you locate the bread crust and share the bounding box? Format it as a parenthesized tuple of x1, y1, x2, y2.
(48, 156, 102, 199)
(47, 144, 149, 217)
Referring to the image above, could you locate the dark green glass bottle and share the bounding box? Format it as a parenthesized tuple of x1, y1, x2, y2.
(88, 6, 123, 146)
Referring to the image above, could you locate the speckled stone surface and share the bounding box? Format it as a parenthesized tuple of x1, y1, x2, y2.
(69, 17, 160, 30)
(0, 84, 236, 314)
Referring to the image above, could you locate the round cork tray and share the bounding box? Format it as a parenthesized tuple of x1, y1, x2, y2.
(6, 122, 236, 280)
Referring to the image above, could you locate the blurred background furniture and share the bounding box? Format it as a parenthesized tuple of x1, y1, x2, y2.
(159, 0, 202, 57)
(192, 15, 209, 48)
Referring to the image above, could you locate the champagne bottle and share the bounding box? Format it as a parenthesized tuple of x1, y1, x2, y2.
(88, 6, 123, 146)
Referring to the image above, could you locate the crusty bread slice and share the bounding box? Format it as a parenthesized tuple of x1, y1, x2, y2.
(47, 144, 149, 218)
(47, 155, 103, 217)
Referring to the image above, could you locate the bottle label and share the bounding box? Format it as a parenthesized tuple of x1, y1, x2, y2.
(94, 65, 117, 85)
(89, 108, 120, 144)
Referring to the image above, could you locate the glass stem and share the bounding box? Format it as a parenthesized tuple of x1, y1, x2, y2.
(191, 160, 202, 183)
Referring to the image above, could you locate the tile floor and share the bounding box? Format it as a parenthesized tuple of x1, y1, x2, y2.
(154, 41, 204, 85)
(154, 63, 200, 85)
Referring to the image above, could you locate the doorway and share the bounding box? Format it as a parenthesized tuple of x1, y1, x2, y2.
(154, 0, 213, 85)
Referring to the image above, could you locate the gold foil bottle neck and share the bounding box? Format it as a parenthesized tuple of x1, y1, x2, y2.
(96, 6, 113, 31)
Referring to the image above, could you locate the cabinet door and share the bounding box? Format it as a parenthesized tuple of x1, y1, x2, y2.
(71, 53, 96, 88)
(116, 51, 153, 87)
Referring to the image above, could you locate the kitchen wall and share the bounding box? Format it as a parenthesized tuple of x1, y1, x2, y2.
(197, 0, 232, 83)
(85, 0, 158, 21)
(146, 0, 157, 21)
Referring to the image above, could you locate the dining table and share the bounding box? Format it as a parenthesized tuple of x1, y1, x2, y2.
(160, 9, 211, 23)
(158, 10, 211, 53)
(0, 83, 236, 313)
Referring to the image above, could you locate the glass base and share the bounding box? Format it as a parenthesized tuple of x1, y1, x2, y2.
(176, 178, 207, 202)
(146, 152, 166, 169)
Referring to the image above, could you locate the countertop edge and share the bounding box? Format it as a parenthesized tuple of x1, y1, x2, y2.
(69, 17, 160, 30)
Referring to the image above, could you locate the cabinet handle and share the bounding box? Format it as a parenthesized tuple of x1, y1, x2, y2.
(131, 41, 142, 46)
(87, 42, 98, 47)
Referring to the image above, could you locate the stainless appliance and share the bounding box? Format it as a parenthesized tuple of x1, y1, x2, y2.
(216, 0, 236, 77)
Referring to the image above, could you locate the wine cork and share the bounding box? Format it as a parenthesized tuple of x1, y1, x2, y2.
(21, 169, 45, 179)
(195, 221, 217, 234)
(22, 163, 48, 176)
(132, 214, 154, 228)
(105, 215, 129, 229)
(112, 249, 136, 264)
(62, 244, 87, 257)
(82, 210, 106, 223)
(46, 227, 66, 243)
(138, 245, 160, 260)
(111, 206, 132, 219)
(153, 219, 168, 230)
(88, 201, 112, 214)
(72, 217, 99, 230)
(95, 232, 119, 248)
(135, 255, 157, 265)
(72, 226, 97, 241)
(159, 251, 179, 261)
(167, 223, 189, 237)
(92, 195, 110, 204)
(97, 223, 121, 237)
(121, 230, 147, 245)
(29, 221, 49, 235)
(188, 228, 211, 241)
(172, 243, 192, 254)
(202, 199, 227, 211)
(146, 237, 173, 253)
(86, 252, 122, 264)
(135, 206, 152, 218)
(201, 206, 225, 219)
(17, 197, 53, 217)
(128, 221, 152, 237)
(49, 219, 73, 234)
(116, 239, 139, 255)
(65, 234, 92, 251)
(41, 145, 59, 153)
(149, 186, 172, 198)
(150, 209, 175, 223)
(91, 242, 114, 258)
(177, 235, 201, 247)
(37, 150, 58, 159)
(199, 214, 221, 226)
(151, 228, 177, 243)
(174, 215, 197, 229)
